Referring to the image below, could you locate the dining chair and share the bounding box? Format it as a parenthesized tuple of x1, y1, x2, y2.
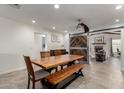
(40, 51, 50, 58)
(40, 51, 58, 72)
(23, 56, 49, 89)
(54, 50, 62, 56)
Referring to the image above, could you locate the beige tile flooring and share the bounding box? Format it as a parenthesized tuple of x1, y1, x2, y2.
(0, 57, 124, 89)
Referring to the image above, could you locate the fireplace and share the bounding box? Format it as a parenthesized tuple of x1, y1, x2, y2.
(95, 46, 106, 62)
(95, 46, 103, 52)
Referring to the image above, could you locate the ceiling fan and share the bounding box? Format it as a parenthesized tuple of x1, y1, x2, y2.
(76, 19, 89, 33)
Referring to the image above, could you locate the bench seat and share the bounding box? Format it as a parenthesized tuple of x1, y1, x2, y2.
(44, 64, 85, 88)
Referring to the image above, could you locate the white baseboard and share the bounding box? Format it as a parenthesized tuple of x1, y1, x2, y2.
(0, 67, 26, 75)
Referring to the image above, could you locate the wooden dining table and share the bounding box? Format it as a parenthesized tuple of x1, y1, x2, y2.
(31, 54, 84, 70)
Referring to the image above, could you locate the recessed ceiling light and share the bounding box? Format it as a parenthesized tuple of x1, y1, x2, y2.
(42, 35, 46, 37)
(54, 4, 60, 9)
(64, 30, 68, 33)
(115, 5, 122, 10)
(32, 20, 36, 23)
(115, 19, 120, 22)
(52, 26, 56, 30)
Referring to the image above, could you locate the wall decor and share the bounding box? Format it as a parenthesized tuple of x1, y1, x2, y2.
(51, 34, 59, 42)
(94, 36, 104, 43)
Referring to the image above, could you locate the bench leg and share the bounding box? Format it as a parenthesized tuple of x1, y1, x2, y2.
(48, 83, 58, 89)
(51, 84, 58, 89)
(75, 69, 84, 77)
(78, 69, 84, 77)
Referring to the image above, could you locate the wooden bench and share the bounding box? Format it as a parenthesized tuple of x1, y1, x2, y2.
(44, 64, 85, 88)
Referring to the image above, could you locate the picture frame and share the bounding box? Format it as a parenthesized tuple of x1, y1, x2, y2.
(94, 36, 104, 43)
(51, 34, 60, 42)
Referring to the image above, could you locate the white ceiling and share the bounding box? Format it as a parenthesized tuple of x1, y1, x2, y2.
(0, 4, 124, 33)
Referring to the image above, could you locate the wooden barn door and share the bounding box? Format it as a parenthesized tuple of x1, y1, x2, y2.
(69, 34, 89, 64)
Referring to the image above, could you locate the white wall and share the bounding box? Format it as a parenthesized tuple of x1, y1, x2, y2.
(63, 33, 69, 52)
(121, 29, 124, 70)
(0, 17, 64, 74)
(47, 32, 64, 50)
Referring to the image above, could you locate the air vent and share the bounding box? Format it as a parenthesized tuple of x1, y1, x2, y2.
(8, 4, 21, 9)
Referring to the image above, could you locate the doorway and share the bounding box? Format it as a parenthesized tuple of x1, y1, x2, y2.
(42, 35, 47, 51)
(34, 32, 47, 59)
(112, 39, 121, 57)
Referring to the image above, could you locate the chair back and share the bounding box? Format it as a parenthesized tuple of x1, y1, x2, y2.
(54, 50, 62, 56)
(50, 50, 54, 56)
(23, 56, 35, 78)
(61, 49, 68, 54)
(40, 51, 50, 58)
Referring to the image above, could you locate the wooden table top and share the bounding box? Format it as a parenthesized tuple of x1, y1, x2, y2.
(32, 54, 84, 70)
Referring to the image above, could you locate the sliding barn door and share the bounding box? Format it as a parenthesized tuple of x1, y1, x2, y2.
(69, 34, 89, 64)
